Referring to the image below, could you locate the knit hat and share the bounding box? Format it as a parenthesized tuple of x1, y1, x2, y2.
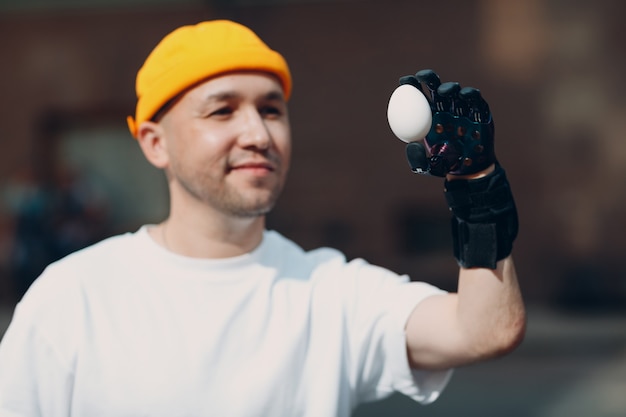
(127, 20, 292, 138)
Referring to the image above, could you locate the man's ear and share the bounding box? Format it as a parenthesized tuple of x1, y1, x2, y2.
(136, 121, 169, 169)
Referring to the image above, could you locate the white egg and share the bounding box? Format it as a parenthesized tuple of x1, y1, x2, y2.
(387, 84, 432, 143)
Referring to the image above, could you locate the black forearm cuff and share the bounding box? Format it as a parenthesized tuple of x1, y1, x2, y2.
(444, 163, 518, 269)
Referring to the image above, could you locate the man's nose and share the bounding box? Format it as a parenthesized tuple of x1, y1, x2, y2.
(238, 109, 271, 149)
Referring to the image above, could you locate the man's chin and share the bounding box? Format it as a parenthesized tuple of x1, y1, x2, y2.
(224, 196, 279, 218)
(228, 204, 274, 218)
(216, 185, 283, 218)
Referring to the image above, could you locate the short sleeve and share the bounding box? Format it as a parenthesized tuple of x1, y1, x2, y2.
(0, 266, 79, 416)
(384, 281, 453, 403)
(344, 260, 453, 405)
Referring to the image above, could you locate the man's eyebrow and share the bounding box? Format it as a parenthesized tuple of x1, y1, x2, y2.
(263, 91, 286, 101)
(202, 90, 285, 103)
(203, 91, 241, 102)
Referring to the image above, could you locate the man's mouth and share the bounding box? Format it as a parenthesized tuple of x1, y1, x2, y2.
(228, 160, 276, 175)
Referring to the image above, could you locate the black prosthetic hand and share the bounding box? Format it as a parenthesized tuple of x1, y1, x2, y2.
(388, 69, 518, 269)
(400, 69, 495, 177)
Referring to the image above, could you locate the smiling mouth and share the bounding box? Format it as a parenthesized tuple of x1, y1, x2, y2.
(228, 161, 276, 175)
(234, 163, 273, 170)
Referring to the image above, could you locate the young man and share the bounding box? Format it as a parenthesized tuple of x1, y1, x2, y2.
(0, 20, 525, 416)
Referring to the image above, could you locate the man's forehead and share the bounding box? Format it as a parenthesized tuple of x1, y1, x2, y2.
(192, 72, 286, 100)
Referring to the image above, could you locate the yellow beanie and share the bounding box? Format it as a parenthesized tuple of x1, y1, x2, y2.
(127, 20, 292, 138)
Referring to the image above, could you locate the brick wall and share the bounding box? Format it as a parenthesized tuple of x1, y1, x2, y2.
(1, 0, 625, 308)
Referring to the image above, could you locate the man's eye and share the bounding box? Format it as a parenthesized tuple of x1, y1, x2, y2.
(260, 106, 282, 117)
(210, 107, 233, 117)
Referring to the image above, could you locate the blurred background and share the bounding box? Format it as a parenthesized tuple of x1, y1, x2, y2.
(0, 0, 625, 415)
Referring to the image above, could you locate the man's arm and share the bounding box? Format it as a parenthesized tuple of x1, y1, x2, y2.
(405, 165, 525, 370)
(405, 255, 525, 370)
(386, 70, 525, 370)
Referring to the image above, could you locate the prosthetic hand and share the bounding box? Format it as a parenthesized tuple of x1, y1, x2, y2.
(388, 69, 495, 177)
(387, 69, 518, 269)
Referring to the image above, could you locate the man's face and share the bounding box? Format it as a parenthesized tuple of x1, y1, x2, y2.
(159, 72, 291, 218)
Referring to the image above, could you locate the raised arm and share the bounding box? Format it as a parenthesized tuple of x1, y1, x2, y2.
(387, 70, 526, 370)
(405, 255, 524, 370)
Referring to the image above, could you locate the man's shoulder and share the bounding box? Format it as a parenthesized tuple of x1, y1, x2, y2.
(42, 227, 148, 281)
(57, 229, 139, 262)
(263, 230, 347, 267)
(263, 230, 391, 286)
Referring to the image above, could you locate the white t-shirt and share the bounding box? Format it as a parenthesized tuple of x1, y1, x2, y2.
(0, 227, 452, 417)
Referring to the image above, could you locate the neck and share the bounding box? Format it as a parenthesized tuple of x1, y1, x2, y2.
(153, 204, 266, 259)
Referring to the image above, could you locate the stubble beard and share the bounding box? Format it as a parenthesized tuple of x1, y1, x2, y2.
(175, 166, 286, 219)
(212, 177, 283, 218)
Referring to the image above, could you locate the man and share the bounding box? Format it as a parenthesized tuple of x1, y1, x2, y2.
(0, 20, 525, 416)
